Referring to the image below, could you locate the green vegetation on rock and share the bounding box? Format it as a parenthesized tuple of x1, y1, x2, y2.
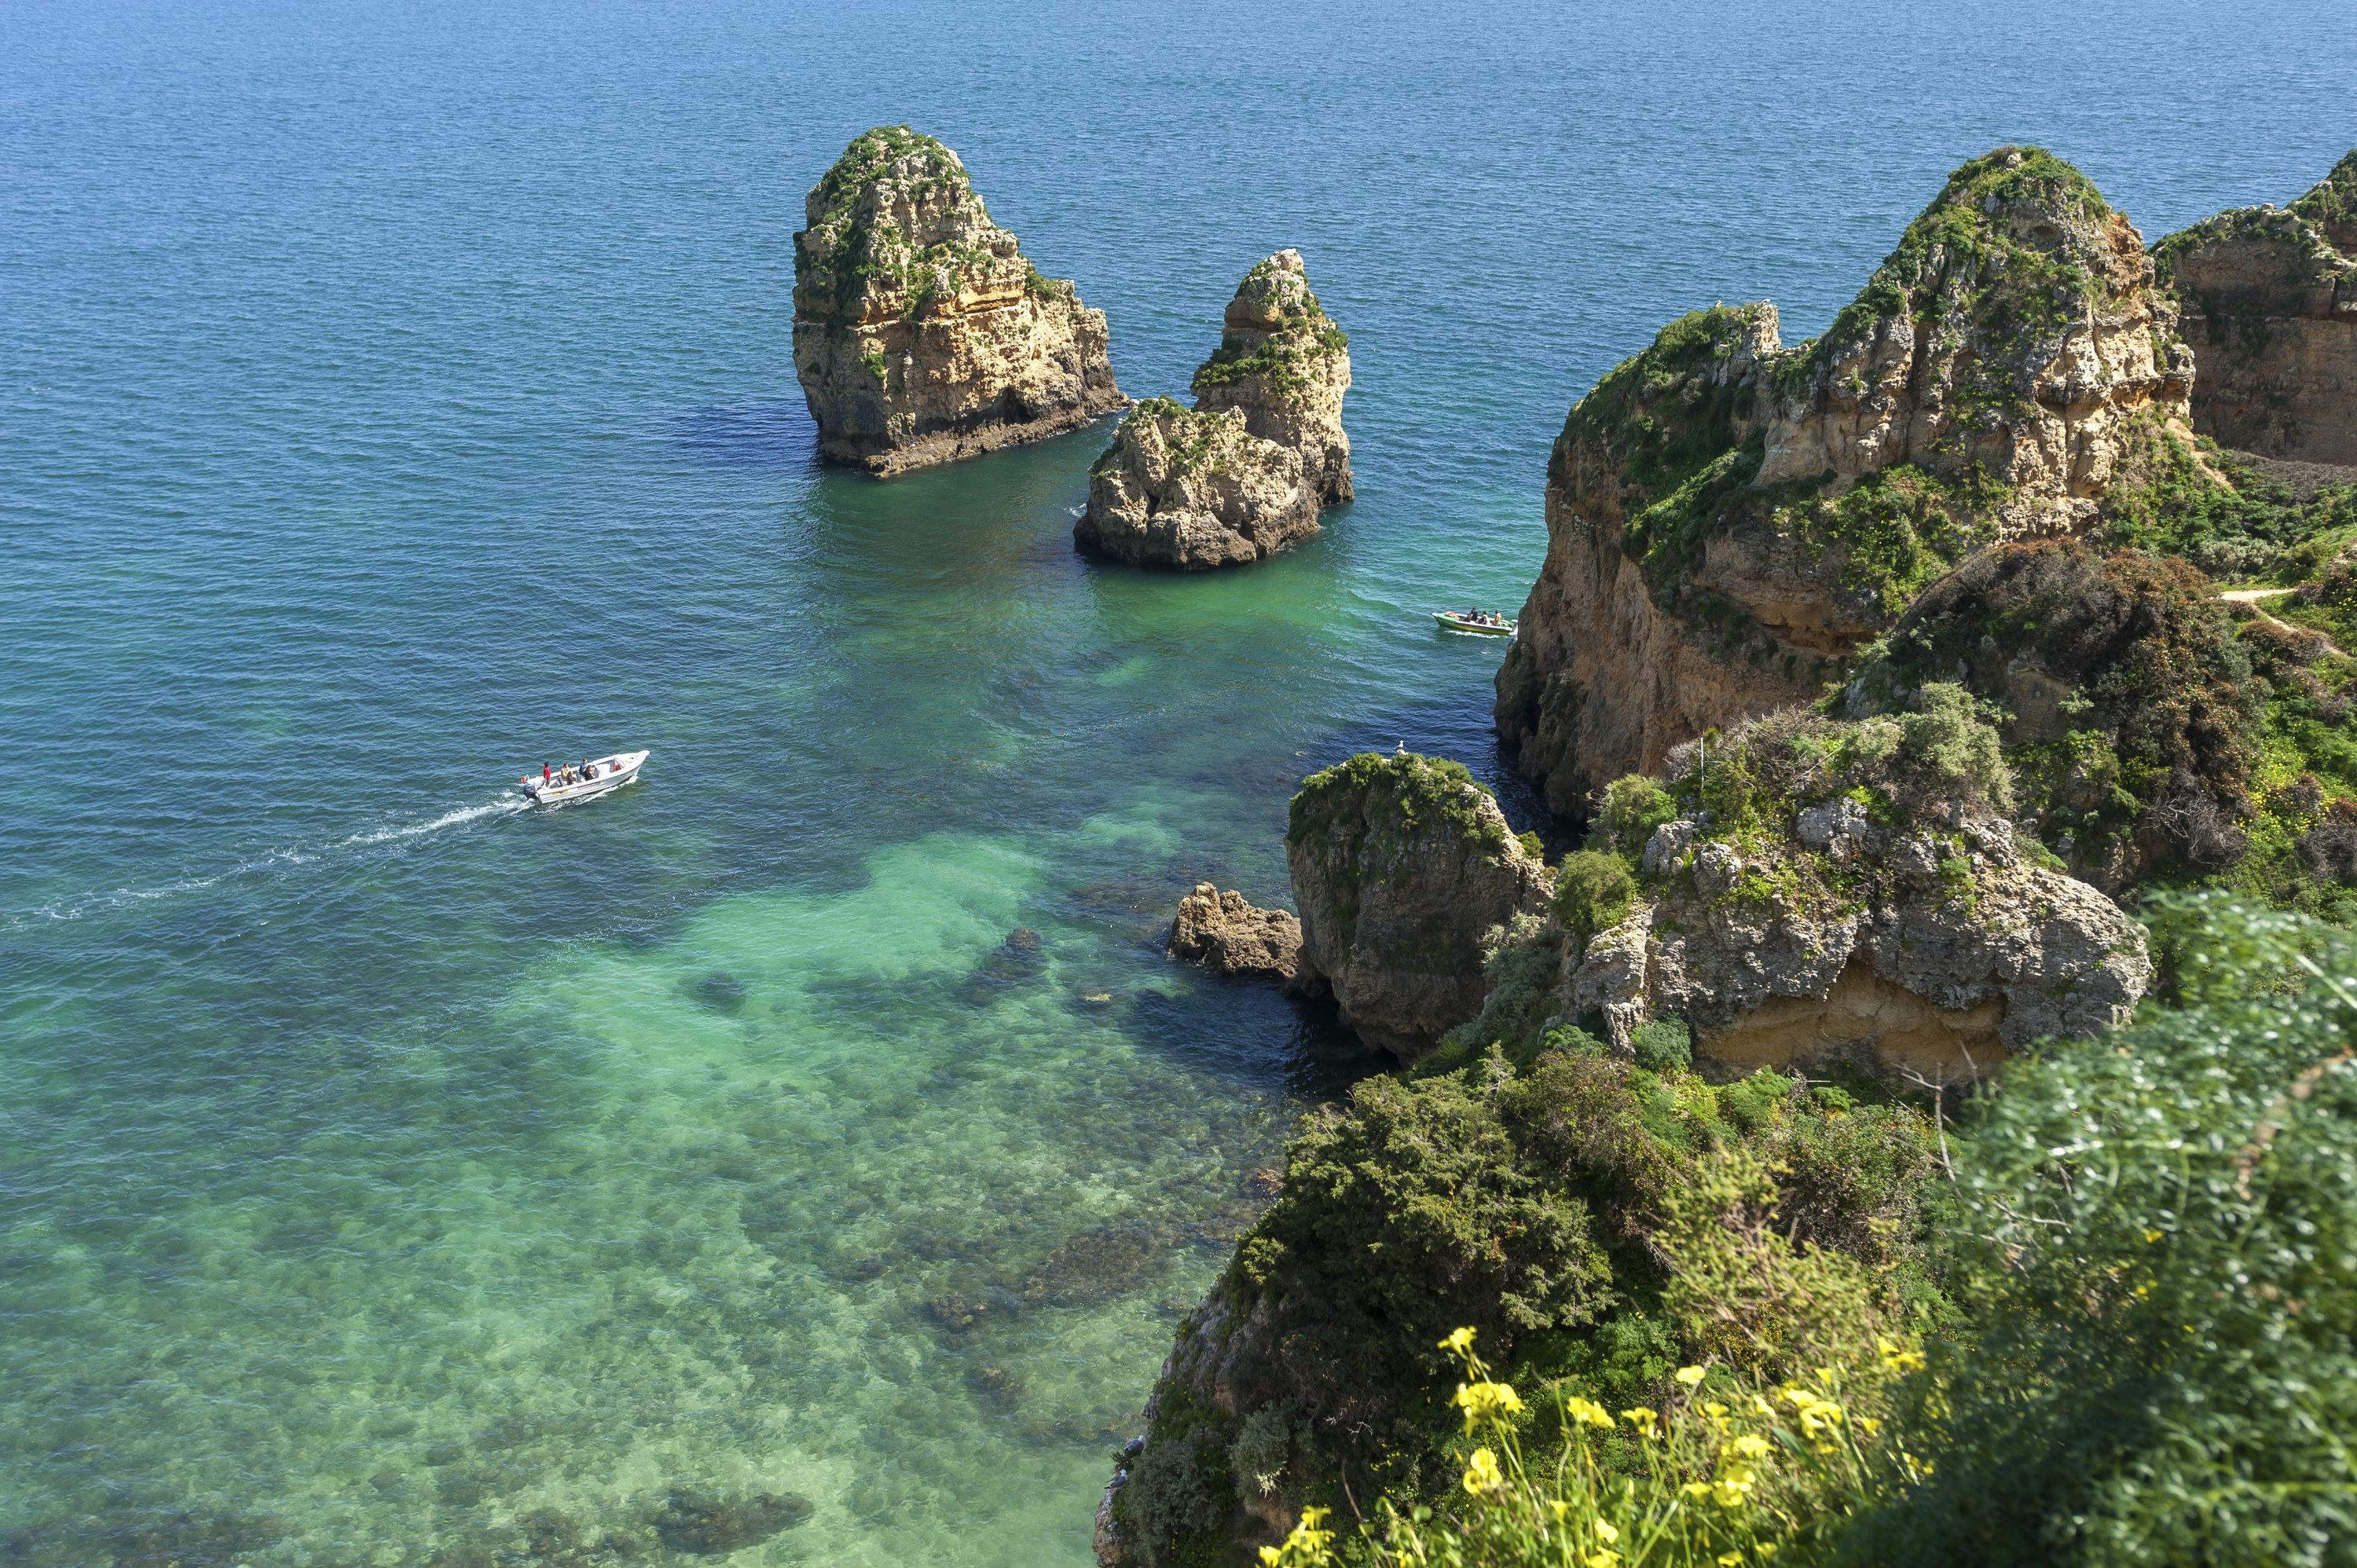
(1230, 898, 2357, 1568)
(1189, 254, 1347, 403)
(1286, 752, 1509, 856)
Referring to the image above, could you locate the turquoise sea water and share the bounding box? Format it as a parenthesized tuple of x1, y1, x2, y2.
(5, 2, 2352, 1562)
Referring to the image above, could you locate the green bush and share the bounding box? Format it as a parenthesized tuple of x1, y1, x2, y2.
(1629, 1017, 1692, 1072)
(1835, 891, 2357, 1566)
(1552, 849, 1637, 948)
(1429, 916, 1567, 1068)
(1599, 773, 1680, 852)
(1892, 682, 2013, 815)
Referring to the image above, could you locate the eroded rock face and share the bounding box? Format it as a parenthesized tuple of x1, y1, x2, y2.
(791, 126, 1125, 475)
(2159, 151, 2357, 464)
(1074, 399, 1317, 568)
(1570, 813, 2150, 1085)
(1285, 753, 1551, 1059)
(1166, 884, 1302, 982)
(1497, 146, 2197, 812)
(1191, 250, 1353, 505)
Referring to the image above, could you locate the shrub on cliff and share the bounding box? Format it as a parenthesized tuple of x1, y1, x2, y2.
(1116, 1046, 1940, 1564)
(1842, 540, 2262, 873)
(1832, 892, 2357, 1566)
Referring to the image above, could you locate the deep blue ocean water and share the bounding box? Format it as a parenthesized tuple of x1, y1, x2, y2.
(5, 1, 2352, 1561)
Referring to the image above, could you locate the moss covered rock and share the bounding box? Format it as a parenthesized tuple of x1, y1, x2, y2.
(1190, 249, 1353, 505)
(1073, 397, 1318, 568)
(1284, 753, 1552, 1060)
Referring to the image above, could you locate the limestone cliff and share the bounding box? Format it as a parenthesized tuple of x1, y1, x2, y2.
(1072, 399, 1318, 568)
(2157, 151, 2357, 464)
(1284, 753, 1552, 1060)
(1570, 815, 2147, 1086)
(1497, 146, 2197, 815)
(1191, 250, 1353, 505)
(791, 126, 1126, 475)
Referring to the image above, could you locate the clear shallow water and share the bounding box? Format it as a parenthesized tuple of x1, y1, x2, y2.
(3, 0, 2352, 1562)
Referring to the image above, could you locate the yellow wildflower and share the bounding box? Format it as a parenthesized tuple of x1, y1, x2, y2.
(1675, 1365, 1707, 1387)
(1258, 1506, 1332, 1566)
(1729, 1434, 1772, 1459)
(1758, 1548, 1778, 1560)
(1453, 1379, 1524, 1433)
(1585, 1555, 1622, 1568)
(1683, 1481, 1715, 1499)
(1439, 1327, 1476, 1355)
(1565, 1395, 1615, 1430)
(1720, 1555, 1746, 1566)
(1712, 1464, 1758, 1509)
(1461, 1447, 1504, 1496)
(1620, 1405, 1659, 1438)
(1593, 1520, 1619, 1544)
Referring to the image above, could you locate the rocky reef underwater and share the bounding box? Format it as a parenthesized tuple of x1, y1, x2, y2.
(1097, 144, 2357, 1566)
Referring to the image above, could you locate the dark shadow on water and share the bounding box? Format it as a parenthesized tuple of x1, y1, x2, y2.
(671, 403, 823, 472)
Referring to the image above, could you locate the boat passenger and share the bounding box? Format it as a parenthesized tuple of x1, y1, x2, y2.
(542, 763, 551, 783)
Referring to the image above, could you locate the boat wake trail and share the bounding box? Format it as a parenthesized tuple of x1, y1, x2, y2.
(13, 795, 530, 928)
(343, 796, 529, 846)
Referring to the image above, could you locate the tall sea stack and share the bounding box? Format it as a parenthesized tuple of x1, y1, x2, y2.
(1075, 249, 1351, 569)
(791, 126, 1125, 476)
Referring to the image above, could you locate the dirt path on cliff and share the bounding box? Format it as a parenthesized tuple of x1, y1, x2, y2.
(2220, 587, 2349, 658)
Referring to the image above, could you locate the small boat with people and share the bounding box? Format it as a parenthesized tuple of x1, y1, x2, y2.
(520, 749, 649, 805)
(1433, 608, 1517, 637)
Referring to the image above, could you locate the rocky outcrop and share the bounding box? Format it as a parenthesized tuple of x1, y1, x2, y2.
(1073, 399, 1318, 568)
(1571, 815, 2149, 1086)
(1545, 702, 2150, 1083)
(2157, 151, 2357, 464)
(1166, 884, 1302, 982)
(1285, 753, 1552, 1059)
(791, 126, 1125, 475)
(1497, 146, 2198, 815)
(1191, 250, 1353, 504)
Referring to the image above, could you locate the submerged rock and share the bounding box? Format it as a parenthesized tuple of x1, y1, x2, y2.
(1073, 398, 1317, 568)
(1285, 752, 1552, 1060)
(649, 1488, 813, 1555)
(1496, 146, 2198, 811)
(791, 126, 1124, 475)
(1191, 249, 1353, 505)
(1165, 883, 1302, 981)
(2157, 149, 2357, 464)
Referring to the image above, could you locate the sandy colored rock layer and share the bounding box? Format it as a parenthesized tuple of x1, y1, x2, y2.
(1165, 884, 1302, 982)
(791, 126, 1124, 475)
(1074, 400, 1317, 569)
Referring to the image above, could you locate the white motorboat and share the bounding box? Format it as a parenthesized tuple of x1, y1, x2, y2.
(520, 749, 649, 805)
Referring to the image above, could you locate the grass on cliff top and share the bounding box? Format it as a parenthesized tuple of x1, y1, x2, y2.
(796, 124, 1081, 324)
(1810, 144, 2121, 375)
(1286, 752, 1510, 855)
(1091, 395, 1235, 478)
(2289, 147, 2357, 247)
